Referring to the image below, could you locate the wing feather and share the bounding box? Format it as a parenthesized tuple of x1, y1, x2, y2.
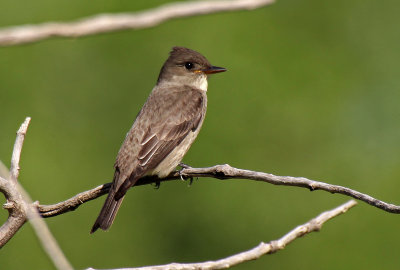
(138, 91, 204, 169)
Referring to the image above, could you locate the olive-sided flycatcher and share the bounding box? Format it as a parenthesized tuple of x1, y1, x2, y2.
(91, 47, 226, 233)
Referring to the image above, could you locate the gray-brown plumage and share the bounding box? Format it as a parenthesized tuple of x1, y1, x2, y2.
(91, 47, 226, 233)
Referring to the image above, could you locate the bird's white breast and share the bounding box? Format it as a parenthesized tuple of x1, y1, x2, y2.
(150, 129, 200, 178)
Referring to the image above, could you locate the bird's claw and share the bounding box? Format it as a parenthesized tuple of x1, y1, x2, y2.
(178, 162, 192, 181)
(178, 163, 194, 185)
(154, 180, 161, 189)
(178, 168, 186, 181)
(187, 177, 195, 186)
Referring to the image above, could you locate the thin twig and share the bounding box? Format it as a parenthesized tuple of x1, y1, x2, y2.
(0, 0, 275, 47)
(9, 117, 31, 182)
(87, 200, 357, 270)
(38, 164, 400, 218)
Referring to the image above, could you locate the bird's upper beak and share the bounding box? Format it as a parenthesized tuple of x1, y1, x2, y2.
(202, 66, 227, 74)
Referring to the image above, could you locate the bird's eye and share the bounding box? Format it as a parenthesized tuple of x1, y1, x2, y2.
(184, 62, 194, 70)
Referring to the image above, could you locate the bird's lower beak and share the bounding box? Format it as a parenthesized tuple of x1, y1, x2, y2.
(202, 66, 227, 74)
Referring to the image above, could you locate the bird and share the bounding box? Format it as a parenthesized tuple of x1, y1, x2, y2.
(90, 47, 226, 233)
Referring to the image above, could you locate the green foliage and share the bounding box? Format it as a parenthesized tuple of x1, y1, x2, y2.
(1, 0, 400, 269)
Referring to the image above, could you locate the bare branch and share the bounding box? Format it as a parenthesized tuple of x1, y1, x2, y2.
(0, 0, 275, 47)
(39, 183, 111, 217)
(38, 164, 400, 218)
(180, 165, 400, 213)
(0, 117, 31, 247)
(0, 174, 27, 248)
(0, 119, 392, 268)
(0, 118, 73, 270)
(86, 200, 357, 270)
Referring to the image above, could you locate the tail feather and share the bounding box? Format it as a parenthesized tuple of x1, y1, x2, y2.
(91, 169, 143, 234)
(114, 177, 133, 201)
(90, 170, 125, 234)
(90, 190, 125, 233)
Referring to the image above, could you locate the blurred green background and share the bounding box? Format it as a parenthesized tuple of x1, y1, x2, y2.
(1, 0, 400, 269)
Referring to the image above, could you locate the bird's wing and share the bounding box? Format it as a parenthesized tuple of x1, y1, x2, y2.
(137, 86, 205, 169)
(114, 86, 205, 197)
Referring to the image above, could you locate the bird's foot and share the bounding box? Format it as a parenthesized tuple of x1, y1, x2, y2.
(187, 177, 195, 186)
(178, 163, 194, 184)
(154, 180, 161, 189)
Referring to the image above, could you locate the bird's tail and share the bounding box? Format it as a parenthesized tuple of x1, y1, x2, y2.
(90, 170, 125, 234)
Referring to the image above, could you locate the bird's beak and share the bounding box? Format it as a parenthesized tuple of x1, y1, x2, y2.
(202, 66, 227, 74)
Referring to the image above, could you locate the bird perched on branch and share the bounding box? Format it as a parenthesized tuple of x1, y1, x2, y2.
(91, 47, 226, 233)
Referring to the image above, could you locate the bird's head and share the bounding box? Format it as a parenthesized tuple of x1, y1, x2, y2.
(157, 47, 226, 90)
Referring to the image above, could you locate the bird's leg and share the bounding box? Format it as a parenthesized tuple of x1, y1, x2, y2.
(178, 162, 194, 184)
(187, 177, 195, 186)
(154, 180, 161, 189)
